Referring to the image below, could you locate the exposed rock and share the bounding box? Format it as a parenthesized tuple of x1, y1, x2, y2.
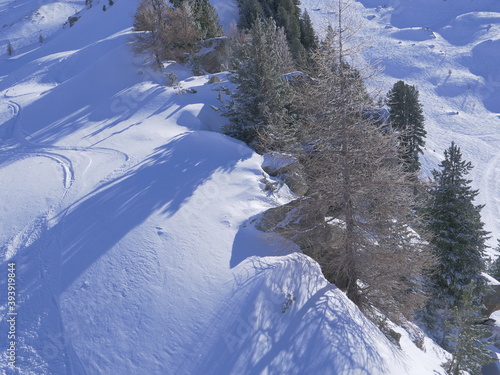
(208, 75, 221, 84)
(281, 170, 309, 197)
(484, 285, 500, 316)
(262, 152, 309, 196)
(255, 197, 342, 285)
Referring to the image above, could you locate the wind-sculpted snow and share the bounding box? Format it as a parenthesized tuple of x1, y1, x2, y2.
(0, 0, 457, 374)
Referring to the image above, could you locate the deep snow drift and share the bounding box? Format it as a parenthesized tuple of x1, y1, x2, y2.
(1, 0, 497, 374)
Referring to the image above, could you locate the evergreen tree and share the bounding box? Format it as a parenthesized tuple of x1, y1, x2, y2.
(236, 0, 314, 67)
(299, 10, 318, 51)
(386, 80, 426, 174)
(171, 0, 223, 40)
(196, 0, 223, 39)
(223, 18, 294, 150)
(237, 0, 264, 30)
(424, 142, 489, 333)
(444, 282, 496, 375)
(489, 240, 500, 281)
(275, 0, 304, 65)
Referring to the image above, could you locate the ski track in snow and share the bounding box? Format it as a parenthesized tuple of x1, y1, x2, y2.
(1, 98, 130, 262)
(3, 0, 490, 373)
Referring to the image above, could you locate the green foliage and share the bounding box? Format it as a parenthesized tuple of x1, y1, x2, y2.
(299, 10, 317, 51)
(223, 18, 294, 150)
(386, 80, 426, 174)
(237, 0, 264, 30)
(424, 142, 489, 334)
(444, 282, 496, 375)
(237, 0, 317, 67)
(488, 240, 500, 281)
(170, 0, 223, 40)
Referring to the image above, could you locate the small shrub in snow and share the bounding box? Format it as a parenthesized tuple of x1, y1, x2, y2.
(281, 292, 296, 313)
(165, 72, 179, 87)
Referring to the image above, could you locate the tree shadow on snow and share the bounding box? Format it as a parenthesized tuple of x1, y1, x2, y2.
(176, 254, 406, 375)
(0, 130, 252, 371)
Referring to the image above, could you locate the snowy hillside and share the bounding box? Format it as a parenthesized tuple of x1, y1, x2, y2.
(1, 0, 497, 374)
(305, 0, 500, 252)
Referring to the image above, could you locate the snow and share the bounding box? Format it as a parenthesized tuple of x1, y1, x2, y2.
(304, 0, 500, 254)
(0, 0, 496, 374)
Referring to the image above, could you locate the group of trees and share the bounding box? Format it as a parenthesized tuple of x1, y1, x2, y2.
(132, 0, 222, 68)
(237, 0, 317, 66)
(223, 18, 294, 149)
(223, 1, 495, 372)
(129, 0, 496, 371)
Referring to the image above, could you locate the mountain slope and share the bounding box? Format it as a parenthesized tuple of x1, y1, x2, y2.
(0, 1, 466, 374)
(304, 0, 500, 252)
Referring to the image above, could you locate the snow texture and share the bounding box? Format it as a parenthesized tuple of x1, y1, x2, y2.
(0, 0, 497, 374)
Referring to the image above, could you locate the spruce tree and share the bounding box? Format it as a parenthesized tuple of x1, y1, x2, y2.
(172, 0, 223, 40)
(424, 142, 489, 334)
(196, 0, 223, 39)
(299, 10, 318, 51)
(489, 240, 500, 281)
(236, 0, 315, 67)
(237, 0, 264, 30)
(386, 80, 426, 174)
(223, 18, 294, 150)
(444, 282, 496, 375)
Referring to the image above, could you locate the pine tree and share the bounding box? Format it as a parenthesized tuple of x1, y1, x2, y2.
(299, 10, 318, 51)
(236, 0, 314, 67)
(196, 0, 223, 39)
(444, 282, 496, 375)
(275, 0, 304, 65)
(489, 240, 500, 281)
(237, 0, 264, 30)
(424, 142, 489, 333)
(171, 0, 223, 40)
(223, 18, 294, 150)
(386, 80, 426, 174)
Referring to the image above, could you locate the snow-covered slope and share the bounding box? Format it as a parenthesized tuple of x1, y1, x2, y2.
(305, 0, 500, 253)
(0, 0, 468, 374)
